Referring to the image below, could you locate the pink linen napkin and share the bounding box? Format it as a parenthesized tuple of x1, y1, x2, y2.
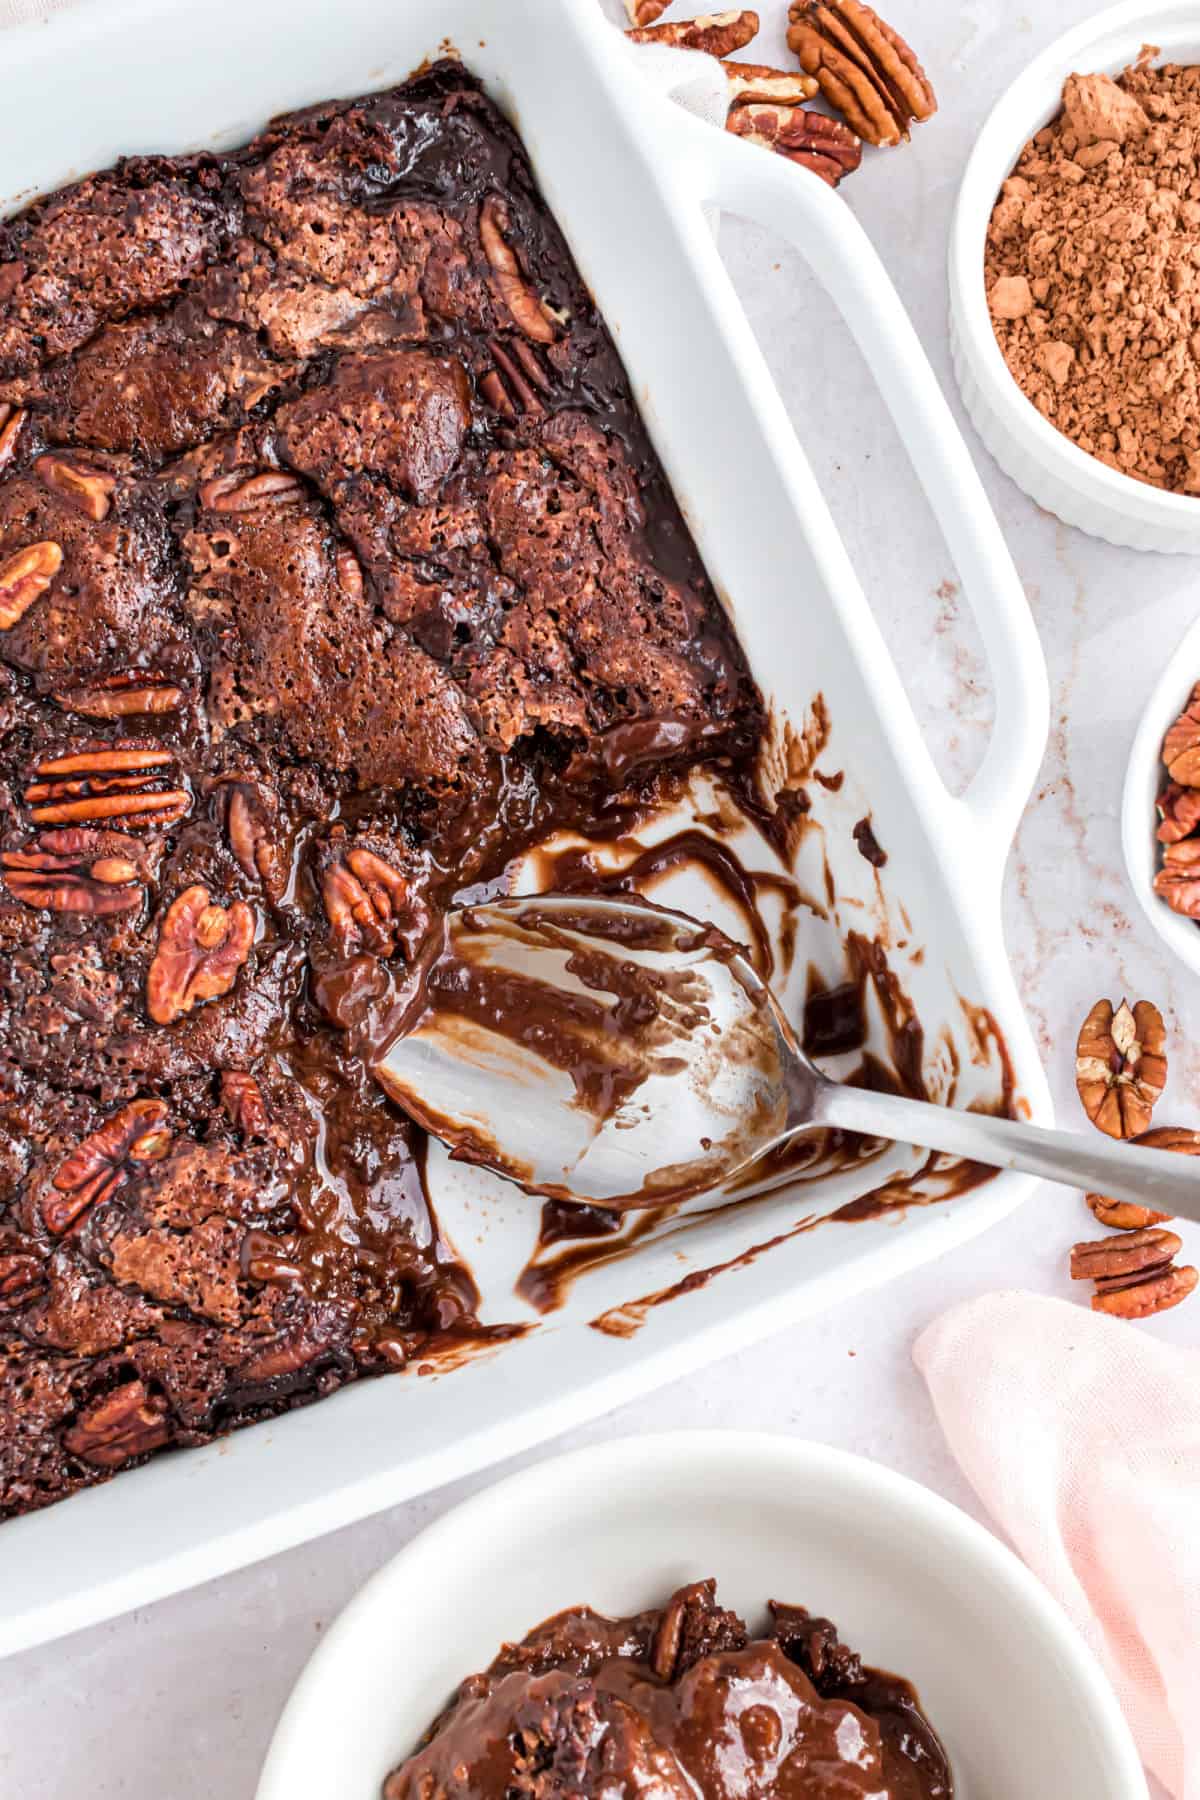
(915, 1291, 1200, 1799)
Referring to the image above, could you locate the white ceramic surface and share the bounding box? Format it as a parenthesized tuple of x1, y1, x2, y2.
(1122, 613, 1200, 974)
(255, 1431, 1148, 1800)
(0, 0, 1052, 1656)
(950, 0, 1200, 554)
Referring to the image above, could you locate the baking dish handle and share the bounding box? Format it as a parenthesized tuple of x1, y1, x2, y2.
(673, 117, 1049, 866)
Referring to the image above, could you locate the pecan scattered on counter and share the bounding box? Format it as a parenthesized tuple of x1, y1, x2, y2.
(478, 197, 560, 345)
(43, 1099, 171, 1236)
(624, 0, 668, 24)
(727, 103, 862, 185)
(1086, 1123, 1199, 1229)
(1075, 997, 1167, 1140)
(722, 60, 818, 108)
(627, 10, 760, 56)
(0, 540, 62, 631)
(1071, 1226, 1197, 1319)
(35, 453, 117, 522)
(786, 0, 935, 148)
(146, 884, 255, 1025)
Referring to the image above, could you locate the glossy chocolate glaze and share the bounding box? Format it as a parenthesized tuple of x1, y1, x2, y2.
(383, 1580, 952, 1800)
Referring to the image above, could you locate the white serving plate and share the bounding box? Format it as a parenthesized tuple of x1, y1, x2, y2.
(0, 0, 1050, 1653)
(950, 1, 1200, 553)
(1122, 609, 1200, 975)
(257, 1431, 1147, 1800)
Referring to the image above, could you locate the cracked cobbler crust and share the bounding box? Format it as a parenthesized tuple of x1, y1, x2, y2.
(0, 62, 764, 1518)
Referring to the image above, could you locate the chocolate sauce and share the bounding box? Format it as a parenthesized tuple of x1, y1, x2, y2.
(383, 1581, 953, 1800)
(590, 1214, 816, 1337)
(852, 816, 888, 868)
(543, 826, 805, 983)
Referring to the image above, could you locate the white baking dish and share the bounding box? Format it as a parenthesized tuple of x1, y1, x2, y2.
(0, 0, 1050, 1655)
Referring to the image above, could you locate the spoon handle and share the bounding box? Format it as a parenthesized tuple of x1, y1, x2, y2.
(813, 1082, 1200, 1225)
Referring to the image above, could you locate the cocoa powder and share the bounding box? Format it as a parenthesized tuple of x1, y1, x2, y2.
(985, 59, 1200, 494)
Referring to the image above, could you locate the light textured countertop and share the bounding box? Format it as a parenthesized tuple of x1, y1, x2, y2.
(1, 2, 1193, 1795)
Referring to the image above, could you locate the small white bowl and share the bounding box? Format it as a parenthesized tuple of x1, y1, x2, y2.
(256, 1432, 1146, 1800)
(950, 1, 1200, 554)
(1123, 610, 1200, 973)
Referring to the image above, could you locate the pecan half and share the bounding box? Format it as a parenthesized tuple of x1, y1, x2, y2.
(628, 10, 759, 54)
(1075, 997, 1167, 1140)
(479, 336, 551, 418)
(63, 1379, 171, 1469)
(624, 0, 667, 24)
(52, 671, 185, 719)
(1070, 1225, 1183, 1283)
(0, 403, 26, 474)
(1154, 835, 1200, 918)
(1092, 1264, 1198, 1319)
(1086, 1123, 1198, 1229)
(44, 1098, 170, 1236)
(1156, 780, 1200, 844)
(336, 546, 364, 603)
(0, 540, 63, 631)
(241, 1228, 303, 1287)
(2, 826, 146, 916)
(220, 1069, 271, 1139)
(321, 845, 418, 958)
(0, 1251, 44, 1311)
(198, 469, 305, 513)
(146, 884, 256, 1026)
(1161, 682, 1200, 785)
(35, 453, 117, 522)
(723, 60, 819, 107)
(727, 104, 862, 185)
(24, 743, 190, 830)
(787, 0, 936, 148)
(478, 197, 559, 345)
(212, 775, 286, 901)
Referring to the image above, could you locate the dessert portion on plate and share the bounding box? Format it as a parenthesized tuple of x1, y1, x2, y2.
(0, 62, 767, 1520)
(383, 1577, 953, 1799)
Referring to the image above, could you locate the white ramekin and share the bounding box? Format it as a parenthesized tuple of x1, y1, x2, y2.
(1123, 610, 1200, 976)
(257, 1433, 1146, 1800)
(950, 2, 1200, 554)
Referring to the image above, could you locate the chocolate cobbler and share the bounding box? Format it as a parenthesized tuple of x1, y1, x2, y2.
(0, 63, 767, 1518)
(383, 1579, 953, 1799)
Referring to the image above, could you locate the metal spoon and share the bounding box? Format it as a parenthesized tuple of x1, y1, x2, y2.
(374, 895, 1200, 1222)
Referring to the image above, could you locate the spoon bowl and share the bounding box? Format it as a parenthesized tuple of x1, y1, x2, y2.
(375, 895, 1200, 1224)
(375, 896, 804, 1207)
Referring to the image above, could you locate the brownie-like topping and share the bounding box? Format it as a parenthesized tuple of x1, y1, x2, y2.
(383, 1582, 953, 1800)
(0, 61, 764, 1521)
